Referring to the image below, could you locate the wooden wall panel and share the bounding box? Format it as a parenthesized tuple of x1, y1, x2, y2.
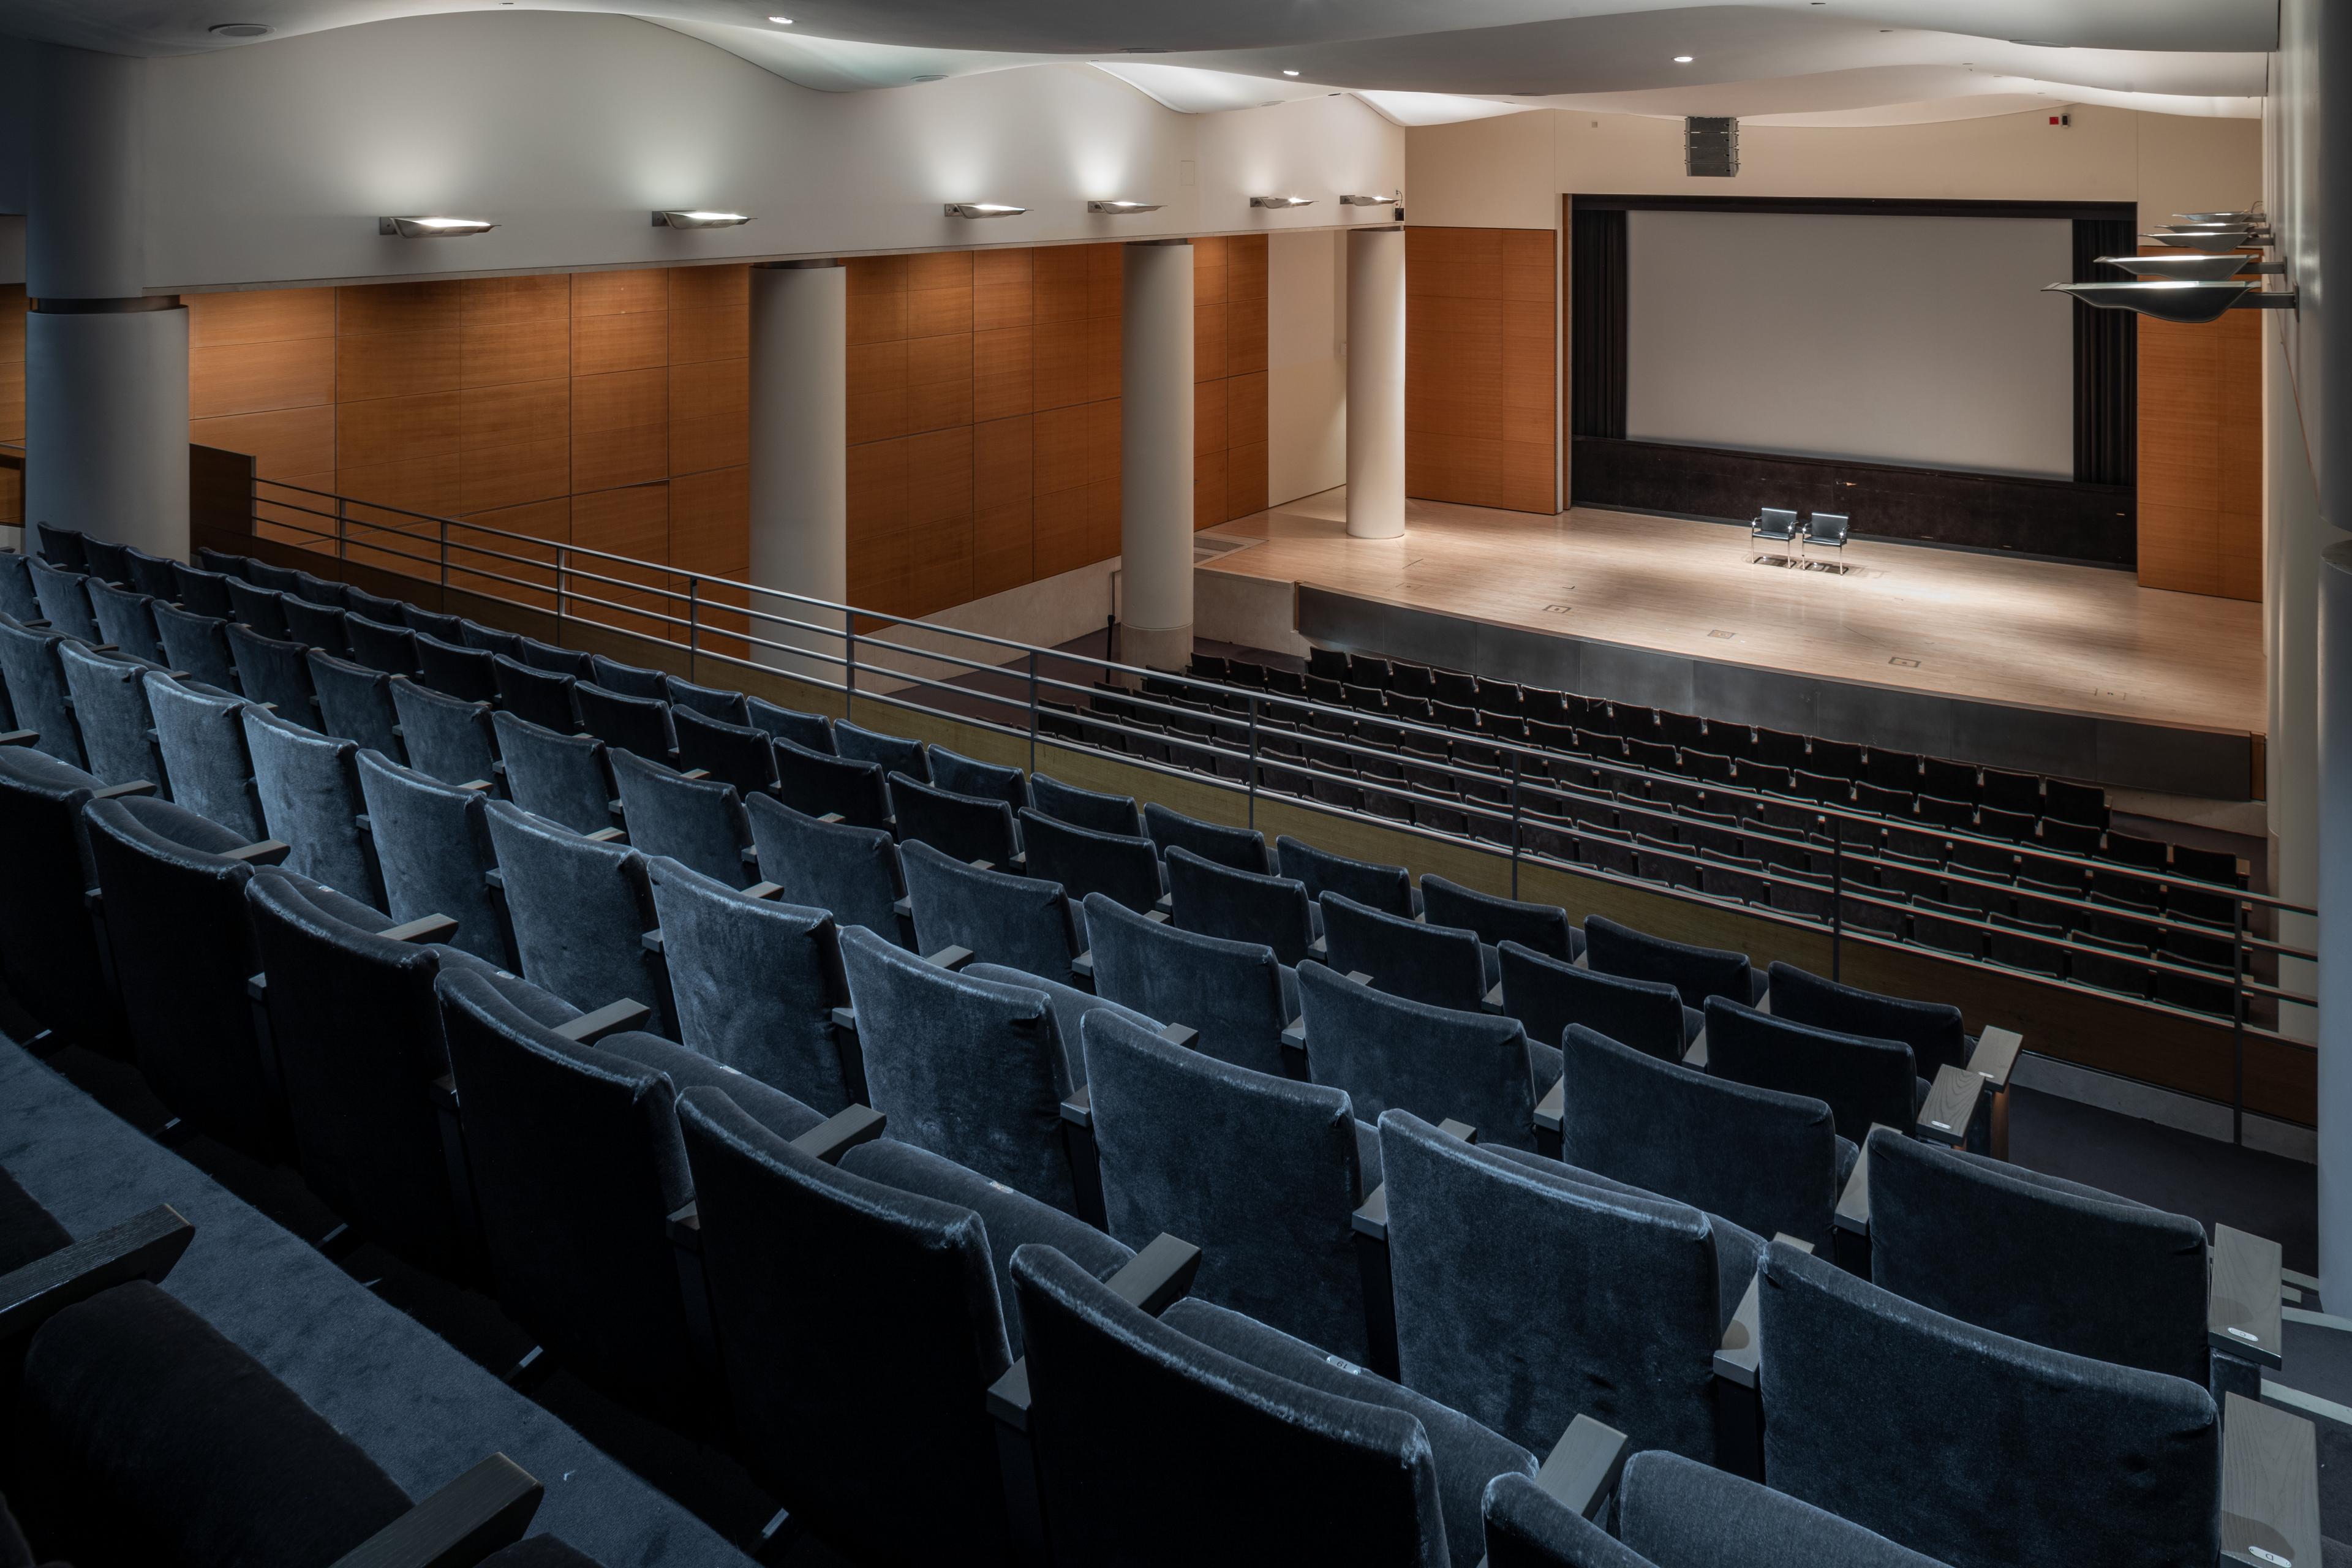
(0, 285, 23, 527)
(2136, 249, 2262, 601)
(1194, 235, 1270, 530)
(1406, 225, 1557, 516)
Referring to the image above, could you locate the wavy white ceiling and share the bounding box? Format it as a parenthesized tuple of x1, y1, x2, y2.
(0, 0, 2273, 123)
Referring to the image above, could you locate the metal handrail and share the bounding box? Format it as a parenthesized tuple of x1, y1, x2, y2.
(244, 475, 2315, 1138)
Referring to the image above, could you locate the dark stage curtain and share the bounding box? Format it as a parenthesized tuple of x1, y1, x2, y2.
(2071, 217, 2138, 487)
(1571, 206, 1627, 440)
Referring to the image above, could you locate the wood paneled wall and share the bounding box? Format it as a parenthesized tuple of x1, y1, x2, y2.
(0, 286, 24, 527)
(1406, 227, 1557, 516)
(2136, 270, 2261, 600)
(1193, 236, 1270, 531)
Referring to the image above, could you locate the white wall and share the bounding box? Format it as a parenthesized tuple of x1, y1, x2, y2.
(126, 12, 1403, 292)
(1267, 228, 1347, 505)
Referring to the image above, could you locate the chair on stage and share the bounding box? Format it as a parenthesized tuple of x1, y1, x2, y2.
(1751, 507, 1799, 566)
(1802, 511, 1852, 571)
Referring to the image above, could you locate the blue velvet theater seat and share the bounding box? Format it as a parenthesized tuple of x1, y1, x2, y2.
(1019, 807, 1164, 914)
(647, 856, 860, 1114)
(1010, 1242, 1536, 1568)
(610, 747, 758, 888)
(0, 551, 43, 623)
(672, 703, 780, 797)
(436, 963, 820, 1425)
(771, 734, 892, 831)
(833, 717, 928, 782)
(573, 680, 676, 762)
(1379, 1110, 1751, 1462)
(745, 793, 911, 948)
(515, 634, 591, 679)
(153, 601, 244, 693)
(307, 649, 405, 763)
(123, 546, 182, 601)
(483, 800, 676, 1036)
(1297, 961, 1558, 1151)
(1278, 834, 1420, 917)
(1553, 1027, 1845, 1252)
(401, 603, 466, 643)
(281, 594, 350, 657)
(929, 744, 1031, 813)
(677, 1087, 1131, 1566)
(1030, 771, 1142, 837)
(900, 838, 1085, 985)
(1143, 801, 1271, 872)
(1084, 891, 1296, 1078)
(0, 747, 127, 1050)
(86, 576, 167, 665)
(413, 631, 500, 704)
(388, 676, 500, 789)
(1166, 845, 1317, 967)
(145, 672, 266, 840)
(587, 651, 669, 698)
(1496, 941, 1700, 1061)
(1084, 1010, 1376, 1362)
(243, 704, 382, 904)
(491, 651, 579, 731)
(28, 558, 104, 643)
(1421, 874, 1583, 962)
(227, 622, 320, 718)
(1321, 891, 1491, 1011)
(965, 961, 1155, 1091)
(891, 771, 1022, 866)
(57, 644, 167, 791)
(0, 615, 84, 769)
(1757, 1238, 2219, 1568)
(355, 749, 514, 967)
(746, 695, 835, 753)
(663, 671, 750, 724)
(1703, 997, 1924, 1145)
(345, 612, 421, 678)
(1583, 915, 1765, 1009)
(83, 794, 283, 1155)
(839, 925, 1092, 1214)
(492, 710, 615, 837)
(1764, 961, 1971, 1080)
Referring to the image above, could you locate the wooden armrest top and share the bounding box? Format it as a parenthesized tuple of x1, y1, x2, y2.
(988, 1232, 1203, 1432)
(1834, 1127, 1892, 1238)
(1156, 1022, 1199, 1050)
(381, 913, 459, 946)
(1059, 1083, 1092, 1129)
(1967, 1025, 2023, 1090)
(1482, 981, 1505, 1014)
(1714, 1233, 1814, 1389)
(224, 839, 291, 865)
(552, 998, 652, 1043)
(584, 826, 626, 844)
(2220, 1392, 2319, 1568)
(1534, 1076, 1564, 1134)
(2211, 1224, 2285, 1368)
(1916, 1063, 1985, 1145)
(791, 1103, 888, 1164)
(1682, 1029, 1710, 1070)
(925, 944, 974, 971)
(325, 1452, 543, 1568)
(0, 1205, 195, 1346)
(1534, 1415, 1629, 1523)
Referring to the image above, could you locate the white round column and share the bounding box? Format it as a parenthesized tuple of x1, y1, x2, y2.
(1120, 240, 1196, 673)
(1346, 226, 1406, 540)
(2318, 540, 2352, 1301)
(748, 261, 848, 685)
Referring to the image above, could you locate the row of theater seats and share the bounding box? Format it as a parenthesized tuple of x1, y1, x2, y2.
(0, 531, 2314, 1568)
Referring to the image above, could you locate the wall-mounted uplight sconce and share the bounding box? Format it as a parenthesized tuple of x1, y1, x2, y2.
(1338, 192, 1402, 206)
(2043, 280, 2298, 325)
(378, 216, 496, 238)
(2097, 252, 2284, 281)
(1250, 195, 1315, 209)
(2175, 210, 2260, 224)
(945, 203, 1027, 219)
(654, 210, 753, 228)
(1087, 200, 1163, 215)
(2141, 230, 2261, 254)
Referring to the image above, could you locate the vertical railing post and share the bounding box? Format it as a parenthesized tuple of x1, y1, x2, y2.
(437, 516, 451, 594)
(2231, 895, 2248, 1148)
(1246, 693, 1261, 833)
(687, 576, 702, 680)
(1830, 812, 1845, 984)
(1508, 752, 1523, 900)
(556, 547, 569, 626)
(336, 494, 349, 562)
(844, 616, 858, 722)
(1028, 650, 1040, 777)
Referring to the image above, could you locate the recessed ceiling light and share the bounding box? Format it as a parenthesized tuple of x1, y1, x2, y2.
(1673, 55, 1693, 63)
(208, 21, 270, 36)
(378, 216, 496, 238)
(1282, 69, 1300, 77)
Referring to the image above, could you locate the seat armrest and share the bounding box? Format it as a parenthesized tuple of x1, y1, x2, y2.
(680, 768, 710, 781)
(1155, 892, 1174, 914)
(1915, 1063, 1987, 1145)
(382, 914, 460, 945)
(225, 839, 292, 865)
(830, 1006, 858, 1036)
(641, 929, 665, 956)
(2210, 1224, 2285, 1368)
(1533, 1415, 1629, 1523)
(1482, 981, 1504, 1014)
(1534, 1077, 1564, 1135)
(1059, 1083, 1092, 1130)
(458, 779, 494, 793)
(2220, 1393, 2320, 1568)
(891, 895, 913, 920)
(1683, 1028, 1709, 1069)
(584, 826, 627, 844)
(666, 1201, 701, 1252)
(0, 730, 34, 747)
(820, 812, 845, 824)
(1070, 949, 1094, 981)
(969, 859, 996, 873)
(1280, 1019, 1307, 1060)
(324, 1452, 543, 1568)
(1307, 935, 1328, 961)
(1438, 1117, 1477, 1144)
(552, 998, 653, 1043)
(1345, 970, 1373, 987)
(1352, 1183, 1387, 1241)
(791, 1103, 888, 1164)
(0, 1205, 195, 1346)
(91, 779, 157, 800)
(1714, 1233, 1814, 1389)
(1156, 1022, 1199, 1050)
(744, 880, 783, 900)
(1966, 1025, 2023, 1091)
(987, 1233, 1202, 1432)
(925, 944, 974, 971)
(483, 869, 504, 892)
(428, 1074, 458, 1113)
(1145, 909, 1169, 924)
(1834, 1128, 1886, 1240)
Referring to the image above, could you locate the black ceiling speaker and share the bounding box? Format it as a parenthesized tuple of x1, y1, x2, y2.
(1685, 117, 1740, 178)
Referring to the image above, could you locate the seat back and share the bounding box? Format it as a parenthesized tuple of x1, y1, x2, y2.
(1085, 1010, 1371, 1360)
(1298, 962, 1542, 1150)
(342, 586, 407, 624)
(1555, 1027, 1840, 1250)
(0, 616, 83, 768)
(483, 801, 673, 1033)
(832, 717, 927, 782)
(244, 557, 300, 592)
(1030, 772, 1142, 836)
(457, 617, 522, 657)
(433, 965, 700, 1415)
(227, 621, 319, 718)
(929, 745, 1030, 813)
(744, 793, 907, 946)
(1806, 511, 1850, 546)
(288, 568, 348, 608)
(575, 680, 676, 759)
(0, 552, 42, 623)
(243, 868, 472, 1270)
(1166, 846, 1317, 966)
(1321, 892, 1488, 1011)
(83, 794, 278, 1152)
(1703, 998, 1916, 1146)
(891, 771, 1021, 865)
(1497, 941, 1689, 1060)
(745, 695, 834, 753)
(224, 575, 291, 639)
(610, 747, 755, 888)
(1765, 961, 1969, 1079)
(28, 559, 102, 643)
(308, 650, 405, 761)
(1758, 1239, 2217, 1568)
(1420, 875, 1574, 962)
(1381, 1110, 1722, 1461)
(152, 601, 243, 692)
(671, 703, 779, 796)
(0, 748, 121, 1047)
(663, 673, 750, 724)
(516, 635, 592, 678)
(771, 734, 891, 830)
(491, 652, 578, 731)
(354, 750, 512, 966)
(281, 595, 350, 657)
(1583, 914, 1754, 1008)
(345, 612, 421, 677)
(1867, 1129, 2208, 1387)
(413, 631, 499, 704)
(87, 578, 166, 665)
(647, 858, 856, 1113)
(388, 677, 499, 787)
(121, 548, 180, 601)
(243, 704, 380, 902)
(58, 644, 165, 790)
(1019, 807, 1163, 913)
(839, 926, 1079, 1211)
(900, 838, 1079, 983)
(490, 710, 611, 835)
(1142, 801, 1268, 872)
(146, 672, 266, 839)
(1755, 507, 1799, 541)
(1084, 893, 1292, 1078)
(586, 651, 668, 698)
(33, 522, 88, 570)
(1278, 834, 1415, 916)
(77, 534, 131, 584)
(1011, 1243, 1452, 1568)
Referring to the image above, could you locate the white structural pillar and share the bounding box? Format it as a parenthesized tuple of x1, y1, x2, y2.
(1120, 240, 1196, 672)
(23, 43, 190, 561)
(1345, 226, 1406, 540)
(747, 260, 848, 684)
(2320, 541, 2352, 1302)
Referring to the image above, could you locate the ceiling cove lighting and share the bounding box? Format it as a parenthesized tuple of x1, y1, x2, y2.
(1282, 69, 1301, 76)
(1250, 195, 1314, 209)
(2043, 281, 2298, 325)
(378, 216, 495, 238)
(2097, 252, 2283, 282)
(944, 202, 1027, 219)
(767, 14, 791, 21)
(1673, 55, 1694, 62)
(1339, 192, 1401, 206)
(653, 210, 753, 228)
(1087, 200, 1163, 215)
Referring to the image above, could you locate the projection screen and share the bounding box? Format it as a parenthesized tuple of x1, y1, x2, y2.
(1623, 209, 2077, 480)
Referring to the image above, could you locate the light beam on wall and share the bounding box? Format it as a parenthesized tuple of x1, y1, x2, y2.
(377, 216, 495, 238)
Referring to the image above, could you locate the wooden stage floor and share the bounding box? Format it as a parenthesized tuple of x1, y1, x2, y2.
(1199, 492, 2265, 740)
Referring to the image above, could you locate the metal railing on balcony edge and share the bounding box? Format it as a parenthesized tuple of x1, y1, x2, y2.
(247, 473, 2318, 1143)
